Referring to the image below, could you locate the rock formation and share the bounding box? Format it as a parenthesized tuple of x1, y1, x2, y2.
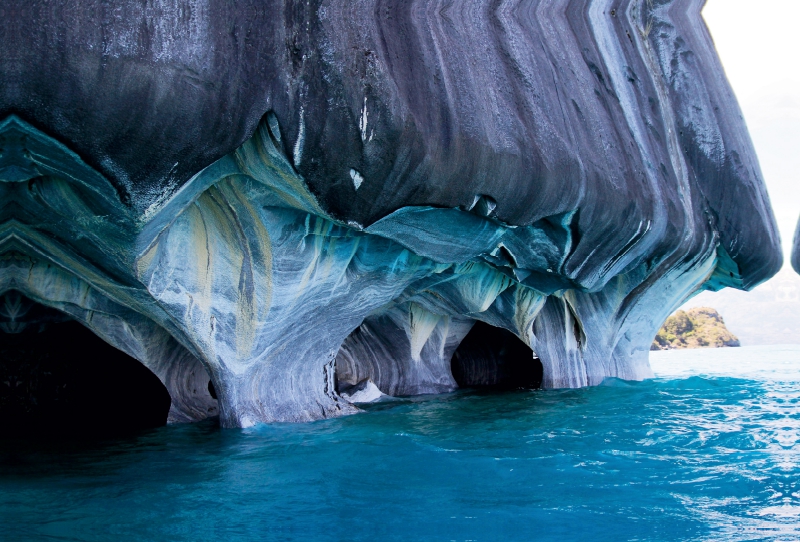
(651, 307, 740, 350)
(0, 0, 781, 427)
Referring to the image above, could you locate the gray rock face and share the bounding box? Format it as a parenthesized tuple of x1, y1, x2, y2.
(0, 0, 781, 426)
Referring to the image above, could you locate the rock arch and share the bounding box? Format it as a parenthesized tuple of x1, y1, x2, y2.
(0, 118, 218, 425)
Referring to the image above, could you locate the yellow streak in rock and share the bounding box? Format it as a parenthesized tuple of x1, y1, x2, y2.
(223, 179, 275, 361)
(136, 242, 158, 280)
(408, 302, 441, 362)
(186, 202, 213, 318)
(513, 285, 546, 347)
(189, 189, 245, 365)
(229, 179, 274, 315)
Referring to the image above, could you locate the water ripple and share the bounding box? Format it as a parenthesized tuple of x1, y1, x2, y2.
(0, 346, 799, 541)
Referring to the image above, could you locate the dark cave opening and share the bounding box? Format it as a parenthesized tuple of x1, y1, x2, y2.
(0, 319, 171, 438)
(451, 321, 543, 390)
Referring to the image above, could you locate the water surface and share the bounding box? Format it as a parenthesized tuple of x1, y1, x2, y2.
(2, 345, 799, 541)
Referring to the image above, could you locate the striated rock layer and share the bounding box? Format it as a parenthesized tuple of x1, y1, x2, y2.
(0, 0, 781, 426)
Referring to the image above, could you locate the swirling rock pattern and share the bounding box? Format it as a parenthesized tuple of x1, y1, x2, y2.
(0, 0, 781, 426)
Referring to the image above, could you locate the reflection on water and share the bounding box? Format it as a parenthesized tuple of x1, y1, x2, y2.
(1, 345, 799, 541)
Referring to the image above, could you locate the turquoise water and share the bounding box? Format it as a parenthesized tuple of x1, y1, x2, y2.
(2, 346, 799, 541)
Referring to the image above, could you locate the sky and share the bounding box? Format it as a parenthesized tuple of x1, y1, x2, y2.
(678, 0, 800, 345)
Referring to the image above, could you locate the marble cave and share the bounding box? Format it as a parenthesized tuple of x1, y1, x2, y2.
(0, 0, 782, 431)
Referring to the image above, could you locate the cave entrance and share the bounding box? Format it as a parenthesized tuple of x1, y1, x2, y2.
(451, 321, 543, 390)
(1, 309, 171, 438)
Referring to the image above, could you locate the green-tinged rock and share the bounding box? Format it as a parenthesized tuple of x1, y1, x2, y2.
(652, 308, 740, 350)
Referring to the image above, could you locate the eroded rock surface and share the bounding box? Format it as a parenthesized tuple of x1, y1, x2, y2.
(0, 0, 781, 426)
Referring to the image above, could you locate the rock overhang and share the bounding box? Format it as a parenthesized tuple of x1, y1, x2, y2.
(0, 0, 783, 427)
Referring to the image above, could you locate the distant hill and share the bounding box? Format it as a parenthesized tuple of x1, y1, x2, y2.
(678, 268, 800, 346)
(652, 307, 740, 351)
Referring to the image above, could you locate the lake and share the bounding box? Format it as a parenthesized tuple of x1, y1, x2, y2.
(2, 345, 799, 541)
